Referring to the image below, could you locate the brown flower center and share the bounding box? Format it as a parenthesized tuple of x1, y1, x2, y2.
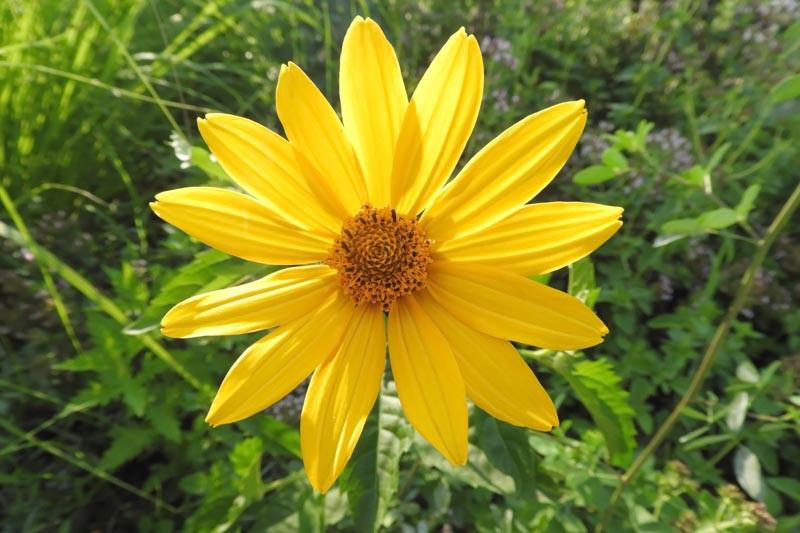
(326, 204, 432, 311)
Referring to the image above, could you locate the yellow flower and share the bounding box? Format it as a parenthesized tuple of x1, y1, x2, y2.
(151, 17, 622, 493)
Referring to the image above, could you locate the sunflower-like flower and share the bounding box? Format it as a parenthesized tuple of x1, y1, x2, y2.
(151, 17, 622, 492)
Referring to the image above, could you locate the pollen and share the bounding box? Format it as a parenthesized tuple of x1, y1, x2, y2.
(326, 204, 433, 311)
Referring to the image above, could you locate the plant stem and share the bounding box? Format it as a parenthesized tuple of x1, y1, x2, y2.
(596, 182, 800, 532)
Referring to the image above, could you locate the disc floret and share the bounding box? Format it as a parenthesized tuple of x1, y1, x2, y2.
(327, 204, 433, 310)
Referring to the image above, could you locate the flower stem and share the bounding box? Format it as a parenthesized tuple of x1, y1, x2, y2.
(596, 181, 800, 532)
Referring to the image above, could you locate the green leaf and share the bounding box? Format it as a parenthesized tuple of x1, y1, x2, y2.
(124, 250, 268, 335)
(736, 184, 761, 218)
(707, 143, 731, 171)
(99, 425, 154, 471)
(230, 437, 264, 500)
(768, 477, 800, 502)
(473, 410, 538, 498)
(681, 165, 707, 187)
(726, 392, 749, 431)
(340, 379, 410, 532)
(568, 258, 600, 309)
(601, 147, 628, 171)
(573, 165, 616, 185)
(558, 356, 636, 466)
(734, 445, 764, 501)
(120, 379, 148, 416)
(698, 208, 739, 230)
(661, 217, 703, 236)
(146, 403, 181, 442)
(736, 360, 760, 383)
(770, 74, 800, 103)
(191, 146, 229, 181)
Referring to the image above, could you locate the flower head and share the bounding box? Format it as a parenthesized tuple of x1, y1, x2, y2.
(151, 16, 622, 493)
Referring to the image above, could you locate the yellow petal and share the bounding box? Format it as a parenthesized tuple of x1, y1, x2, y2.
(415, 291, 558, 430)
(161, 265, 338, 338)
(197, 113, 343, 233)
(387, 293, 468, 464)
(150, 187, 331, 265)
(426, 261, 607, 350)
(276, 62, 367, 214)
(391, 28, 483, 216)
(301, 305, 386, 493)
(206, 292, 355, 426)
(423, 101, 587, 241)
(340, 17, 407, 207)
(434, 202, 623, 275)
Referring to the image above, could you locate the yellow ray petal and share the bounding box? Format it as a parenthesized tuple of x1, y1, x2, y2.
(340, 16, 407, 207)
(206, 292, 355, 426)
(434, 202, 623, 275)
(161, 265, 338, 339)
(387, 293, 468, 464)
(391, 28, 483, 216)
(416, 291, 558, 430)
(276, 62, 367, 214)
(150, 187, 331, 266)
(301, 305, 386, 493)
(426, 261, 607, 350)
(422, 101, 587, 241)
(197, 113, 343, 233)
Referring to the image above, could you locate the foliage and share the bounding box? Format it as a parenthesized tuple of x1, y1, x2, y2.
(1, 0, 799, 531)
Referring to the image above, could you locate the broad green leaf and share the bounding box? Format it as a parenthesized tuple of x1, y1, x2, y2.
(681, 165, 706, 187)
(340, 379, 410, 533)
(770, 74, 800, 103)
(473, 410, 538, 498)
(568, 258, 600, 309)
(768, 477, 800, 502)
(557, 356, 636, 466)
(573, 165, 616, 185)
(98, 425, 154, 471)
(736, 184, 760, 218)
(601, 147, 628, 171)
(734, 445, 764, 501)
(698, 208, 739, 230)
(661, 217, 702, 235)
(297, 489, 325, 533)
(726, 392, 749, 431)
(783, 19, 800, 47)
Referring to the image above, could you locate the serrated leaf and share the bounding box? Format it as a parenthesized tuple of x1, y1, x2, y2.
(124, 250, 268, 335)
(147, 403, 181, 442)
(573, 165, 616, 185)
(559, 357, 636, 466)
(99, 425, 154, 471)
(726, 392, 749, 431)
(698, 208, 739, 230)
(770, 74, 800, 103)
(568, 258, 599, 309)
(120, 379, 148, 416)
(736, 184, 760, 218)
(230, 437, 264, 500)
(734, 445, 764, 501)
(340, 380, 410, 532)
